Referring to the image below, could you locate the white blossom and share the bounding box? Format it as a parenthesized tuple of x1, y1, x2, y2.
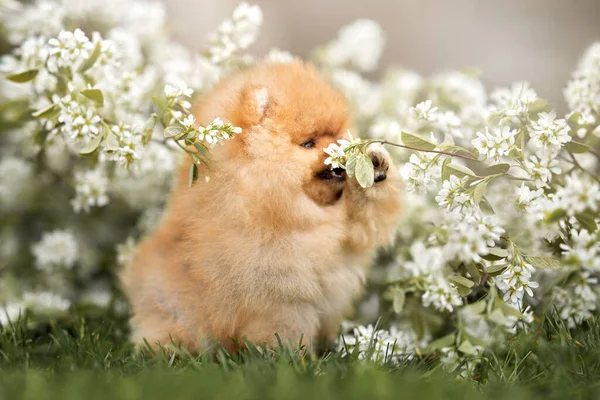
(529, 112, 571, 153)
(0, 302, 24, 327)
(23, 291, 71, 312)
(322, 19, 384, 72)
(494, 256, 539, 309)
(207, 2, 263, 63)
(524, 155, 561, 188)
(472, 126, 519, 162)
(71, 168, 110, 213)
(422, 275, 463, 312)
(409, 100, 438, 122)
(31, 230, 79, 271)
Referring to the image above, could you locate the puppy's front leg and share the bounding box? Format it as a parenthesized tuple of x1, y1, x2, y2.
(344, 144, 403, 250)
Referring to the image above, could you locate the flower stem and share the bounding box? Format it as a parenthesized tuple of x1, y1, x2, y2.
(374, 140, 482, 163)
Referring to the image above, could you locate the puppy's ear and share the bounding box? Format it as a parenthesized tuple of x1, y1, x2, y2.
(235, 85, 272, 126)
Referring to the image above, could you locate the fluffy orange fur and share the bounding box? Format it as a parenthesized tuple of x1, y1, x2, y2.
(121, 62, 403, 353)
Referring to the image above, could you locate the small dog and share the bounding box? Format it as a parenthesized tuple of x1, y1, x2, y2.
(121, 62, 403, 352)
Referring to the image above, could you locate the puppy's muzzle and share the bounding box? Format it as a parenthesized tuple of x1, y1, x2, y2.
(317, 167, 346, 181)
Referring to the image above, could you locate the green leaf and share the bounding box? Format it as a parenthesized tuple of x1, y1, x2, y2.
(401, 131, 436, 151)
(576, 212, 598, 233)
(465, 299, 487, 315)
(104, 129, 120, 152)
(78, 42, 102, 73)
(487, 308, 506, 325)
(444, 163, 477, 179)
(449, 276, 475, 289)
(441, 156, 452, 181)
(456, 285, 471, 296)
(479, 196, 496, 214)
(81, 88, 104, 107)
(355, 153, 374, 188)
(345, 153, 357, 178)
(523, 255, 563, 269)
(32, 104, 59, 119)
(79, 133, 103, 155)
(425, 332, 456, 352)
(473, 180, 488, 204)
(457, 340, 478, 356)
(564, 140, 591, 154)
(567, 112, 581, 124)
(480, 163, 511, 176)
(529, 98, 548, 114)
(392, 289, 405, 314)
(5, 69, 39, 83)
(496, 299, 524, 319)
(484, 263, 508, 274)
(164, 124, 184, 139)
(481, 248, 508, 262)
(466, 262, 482, 283)
(188, 163, 198, 188)
(193, 142, 210, 158)
(545, 208, 566, 224)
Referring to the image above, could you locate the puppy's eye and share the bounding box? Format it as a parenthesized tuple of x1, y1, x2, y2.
(301, 140, 315, 149)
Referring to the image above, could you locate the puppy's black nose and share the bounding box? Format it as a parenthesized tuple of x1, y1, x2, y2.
(374, 172, 386, 182)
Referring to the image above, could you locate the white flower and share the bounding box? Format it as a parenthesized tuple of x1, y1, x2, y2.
(404, 242, 445, 277)
(31, 230, 79, 271)
(23, 291, 71, 313)
(553, 273, 598, 328)
(399, 152, 443, 193)
(164, 83, 193, 99)
(71, 168, 110, 213)
(422, 275, 463, 312)
(472, 126, 518, 162)
(47, 29, 94, 70)
(265, 48, 297, 63)
(490, 81, 538, 119)
(515, 183, 544, 210)
(0, 157, 34, 210)
(180, 114, 196, 128)
(409, 100, 438, 122)
(207, 3, 263, 63)
(330, 69, 380, 118)
(0, 302, 24, 327)
(494, 256, 539, 309)
(322, 19, 384, 72)
(435, 175, 472, 211)
(560, 229, 600, 271)
(524, 155, 561, 188)
(529, 112, 571, 152)
(553, 172, 600, 215)
(369, 117, 402, 142)
(323, 142, 348, 170)
(116, 237, 137, 267)
(197, 118, 242, 147)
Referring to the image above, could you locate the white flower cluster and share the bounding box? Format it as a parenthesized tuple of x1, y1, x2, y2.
(320, 19, 385, 72)
(494, 256, 539, 309)
(471, 126, 519, 162)
(31, 229, 79, 271)
(71, 168, 110, 213)
(197, 117, 242, 147)
(564, 43, 600, 137)
(207, 2, 263, 63)
(339, 324, 423, 364)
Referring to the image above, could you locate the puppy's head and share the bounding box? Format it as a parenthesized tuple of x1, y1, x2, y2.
(195, 62, 352, 206)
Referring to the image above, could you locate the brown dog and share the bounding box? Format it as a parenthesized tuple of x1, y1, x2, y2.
(121, 62, 403, 353)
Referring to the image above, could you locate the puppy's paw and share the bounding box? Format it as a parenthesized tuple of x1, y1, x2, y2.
(367, 144, 390, 183)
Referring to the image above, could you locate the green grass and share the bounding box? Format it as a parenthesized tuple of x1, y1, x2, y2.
(1, 312, 600, 399)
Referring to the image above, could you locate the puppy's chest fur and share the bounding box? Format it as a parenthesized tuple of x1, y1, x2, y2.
(195, 227, 367, 314)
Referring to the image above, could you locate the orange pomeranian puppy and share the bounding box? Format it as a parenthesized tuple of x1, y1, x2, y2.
(121, 62, 403, 353)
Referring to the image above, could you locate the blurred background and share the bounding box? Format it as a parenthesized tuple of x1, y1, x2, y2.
(163, 0, 600, 109)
